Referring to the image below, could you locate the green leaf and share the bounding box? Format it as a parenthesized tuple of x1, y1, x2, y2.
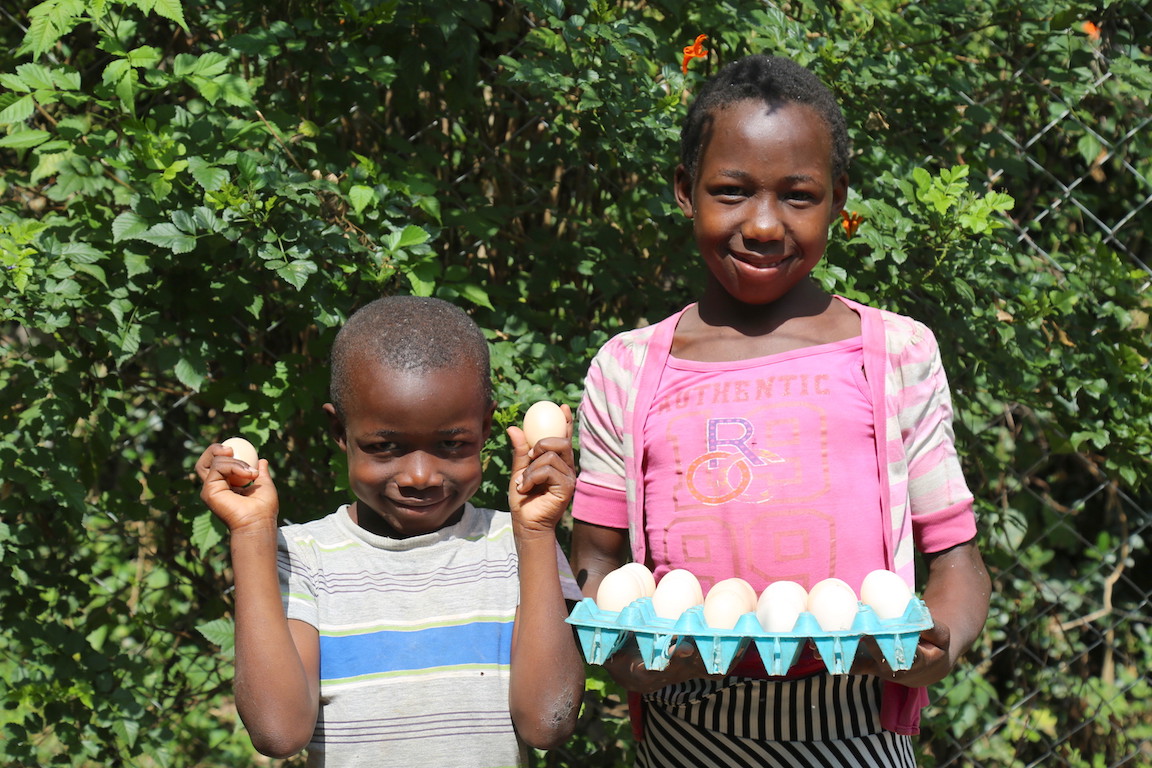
(174, 357, 206, 391)
(275, 259, 318, 290)
(196, 618, 236, 656)
(150, 0, 189, 31)
(112, 719, 140, 750)
(0, 130, 51, 149)
(0, 74, 31, 93)
(457, 283, 494, 310)
(16, 63, 55, 91)
(111, 211, 149, 243)
(0, 95, 35, 125)
(348, 185, 375, 215)
(190, 510, 225, 554)
(397, 224, 430, 248)
(140, 223, 196, 253)
(188, 156, 229, 191)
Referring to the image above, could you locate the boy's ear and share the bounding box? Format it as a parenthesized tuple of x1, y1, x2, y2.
(323, 403, 348, 451)
(673, 165, 694, 218)
(830, 172, 850, 219)
(481, 400, 496, 442)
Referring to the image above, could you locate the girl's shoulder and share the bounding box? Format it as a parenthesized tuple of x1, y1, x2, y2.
(835, 296, 938, 352)
(591, 308, 686, 365)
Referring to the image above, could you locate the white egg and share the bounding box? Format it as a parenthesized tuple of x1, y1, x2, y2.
(522, 401, 567, 449)
(756, 580, 809, 633)
(708, 577, 758, 607)
(222, 436, 259, 467)
(618, 562, 656, 597)
(651, 568, 704, 620)
(595, 567, 647, 612)
(221, 436, 259, 486)
(860, 569, 914, 620)
(807, 578, 859, 631)
(703, 588, 754, 629)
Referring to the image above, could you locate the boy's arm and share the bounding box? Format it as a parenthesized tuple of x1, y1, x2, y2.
(506, 415, 585, 750)
(855, 538, 990, 686)
(196, 445, 320, 757)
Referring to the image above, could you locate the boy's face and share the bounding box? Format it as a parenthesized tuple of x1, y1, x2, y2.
(675, 100, 848, 307)
(325, 361, 494, 538)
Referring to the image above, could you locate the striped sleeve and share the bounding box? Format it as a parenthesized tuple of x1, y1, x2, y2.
(891, 319, 976, 554)
(573, 334, 634, 528)
(278, 527, 320, 626)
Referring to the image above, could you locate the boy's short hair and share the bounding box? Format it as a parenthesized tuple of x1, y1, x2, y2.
(329, 295, 492, 420)
(679, 54, 850, 183)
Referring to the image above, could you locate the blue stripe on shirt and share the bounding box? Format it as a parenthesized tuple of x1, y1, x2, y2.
(319, 621, 513, 682)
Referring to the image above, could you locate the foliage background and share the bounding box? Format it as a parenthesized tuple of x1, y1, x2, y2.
(1, 0, 1149, 766)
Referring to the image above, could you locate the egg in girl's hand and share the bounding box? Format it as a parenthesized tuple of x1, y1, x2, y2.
(756, 580, 809, 633)
(860, 569, 914, 620)
(806, 578, 859, 631)
(703, 578, 757, 629)
(221, 436, 259, 485)
(595, 566, 650, 612)
(651, 568, 704, 620)
(522, 401, 567, 449)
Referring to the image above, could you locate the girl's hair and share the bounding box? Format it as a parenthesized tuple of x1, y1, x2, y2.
(679, 54, 850, 182)
(329, 295, 492, 420)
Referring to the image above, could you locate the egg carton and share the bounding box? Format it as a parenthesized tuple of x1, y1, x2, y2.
(566, 596, 932, 676)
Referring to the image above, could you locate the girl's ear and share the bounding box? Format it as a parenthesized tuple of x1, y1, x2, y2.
(673, 165, 695, 218)
(323, 403, 348, 451)
(830, 172, 849, 220)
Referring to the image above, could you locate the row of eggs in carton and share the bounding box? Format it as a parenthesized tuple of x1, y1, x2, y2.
(566, 564, 932, 675)
(597, 564, 918, 632)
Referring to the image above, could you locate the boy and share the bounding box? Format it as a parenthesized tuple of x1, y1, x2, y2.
(196, 295, 585, 766)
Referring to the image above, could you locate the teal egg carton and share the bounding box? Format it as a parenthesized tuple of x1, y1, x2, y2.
(566, 596, 932, 676)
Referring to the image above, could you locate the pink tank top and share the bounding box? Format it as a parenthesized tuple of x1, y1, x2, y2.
(642, 337, 885, 597)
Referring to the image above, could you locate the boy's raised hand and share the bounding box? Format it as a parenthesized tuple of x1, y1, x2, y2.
(506, 404, 575, 535)
(195, 443, 279, 533)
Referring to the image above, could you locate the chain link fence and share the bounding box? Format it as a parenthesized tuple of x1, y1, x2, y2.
(922, 8, 1152, 767)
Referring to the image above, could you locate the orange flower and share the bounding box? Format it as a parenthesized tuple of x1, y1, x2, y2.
(840, 210, 864, 238)
(1082, 21, 1100, 40)
(682, 34, 708, 74)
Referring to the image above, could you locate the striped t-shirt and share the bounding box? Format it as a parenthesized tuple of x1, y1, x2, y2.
(277, 503, 580, 767)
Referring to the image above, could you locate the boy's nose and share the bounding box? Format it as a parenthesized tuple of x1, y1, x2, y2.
(397, 452, 441, 488)
(744, 200, 784, 241)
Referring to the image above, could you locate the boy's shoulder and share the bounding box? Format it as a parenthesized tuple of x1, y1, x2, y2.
(278, 504, 514, 548)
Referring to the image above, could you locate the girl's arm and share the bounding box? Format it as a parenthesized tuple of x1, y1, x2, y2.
(506, 419, 585, 749)
(196, 445, 320, 757)
(855, 539, 990, 686)
(570, 521, 724, 693)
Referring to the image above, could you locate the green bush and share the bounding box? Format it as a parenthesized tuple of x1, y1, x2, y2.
(1, 1, 1148, 765)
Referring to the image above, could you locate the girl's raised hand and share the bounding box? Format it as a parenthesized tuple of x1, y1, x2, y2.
(195, 443, 279, 533)
(507, 404, 575, 537)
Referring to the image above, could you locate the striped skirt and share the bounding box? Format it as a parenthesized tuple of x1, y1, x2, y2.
(635, 674, 917, 768)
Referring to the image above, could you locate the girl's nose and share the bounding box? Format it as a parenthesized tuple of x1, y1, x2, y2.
(744, 199, 784, 241)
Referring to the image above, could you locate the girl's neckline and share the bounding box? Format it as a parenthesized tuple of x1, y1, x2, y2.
(667, 333, 863, 368)
(670, 294, 862, 363)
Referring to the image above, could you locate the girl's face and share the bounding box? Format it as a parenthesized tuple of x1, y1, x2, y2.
(325, 361, 493, 538)
(675, 99, 848, 307)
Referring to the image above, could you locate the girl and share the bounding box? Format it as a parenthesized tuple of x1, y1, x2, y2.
(570, 55, 991, 767)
